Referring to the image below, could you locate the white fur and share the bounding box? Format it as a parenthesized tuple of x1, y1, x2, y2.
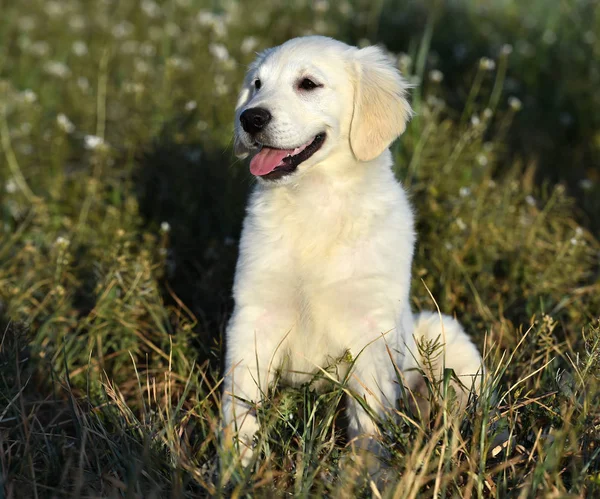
(223, 36, 483, 467)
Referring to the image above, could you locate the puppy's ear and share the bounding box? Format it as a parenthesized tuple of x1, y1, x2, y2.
(350, 46, 413, 162)
(234, 48, 274, 158)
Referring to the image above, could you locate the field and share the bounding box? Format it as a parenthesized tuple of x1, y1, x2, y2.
(1, 0, 600, 496)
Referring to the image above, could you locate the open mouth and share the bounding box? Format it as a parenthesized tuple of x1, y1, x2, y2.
(249, 133, 326, 181)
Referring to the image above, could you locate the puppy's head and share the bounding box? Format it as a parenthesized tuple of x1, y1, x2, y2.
(234, 36, 412, 183)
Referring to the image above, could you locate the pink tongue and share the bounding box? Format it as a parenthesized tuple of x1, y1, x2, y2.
(250, 147, 294, 176)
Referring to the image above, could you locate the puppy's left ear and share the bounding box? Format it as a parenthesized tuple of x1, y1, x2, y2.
(350, 46, 413, 162)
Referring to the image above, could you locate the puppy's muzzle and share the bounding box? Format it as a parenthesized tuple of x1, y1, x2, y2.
(240, 107, 272, 135)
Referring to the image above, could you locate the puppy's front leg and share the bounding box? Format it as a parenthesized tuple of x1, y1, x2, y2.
(222, 305, 294, 466)
(314, 289, 404, 473)
(344, 339, 398, 473)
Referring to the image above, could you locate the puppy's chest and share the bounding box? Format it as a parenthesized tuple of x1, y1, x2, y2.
(272, 194, 370, 261)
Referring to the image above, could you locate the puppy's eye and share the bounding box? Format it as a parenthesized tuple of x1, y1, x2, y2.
(254, 79, 261, 90)
(298, 78, 320, 91)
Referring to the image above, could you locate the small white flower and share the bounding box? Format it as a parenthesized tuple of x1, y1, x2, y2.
(542, 30, 557, 45)
(209, 43, 230, 62)
(397, 53, 412, 71)
(570, 238, 578, 246)
(185, 100, 197, 111)
(77, 77, 90, 92)
(55, 236, 70, 247)
(517, 40, 535, 57)
(69, 15, 86, 31)
(135, 59, 150, 74)
(197, 120, 208, 131)
(141, 0, 161, 18)
(339, 1, 352, 16)
(428, 69, 444, 83)
(5, 179, 17, 193)
(477, 153, 488, 166)
(19, 144, 33, 155)
(409, 75, 421, 86)
(525, 195, 536, 206)
(459, 186, 471, 198)
(482, 108, 493, 120)
(444, 242, 453, 250)
(167, 57, 192, 71)
(579, 179, 593, 190)
(501, 44, 513, 56)
(426, 95, 444, 108)
(508, 96, 522, 111)
(139, 42, 156, 57)
(470, 115, 481, 126)
(197, 11, 216, 26)
(72, 40, 88, 57)
(165, 22, 181, 37)
(214, 74, 229, 96)
(57, 113, 75, 133)
(160, 221, 171, 233)
(45, 1, 66, 17)
(112, 21, 134, 39)
(479, 57, 495, 71)
(241, 36, 259, 54)
(84, 135, 105, 150)
(575, 227, 583, 237)
(456, 218, 467, 231)
(583, 31, 595, 45)
(123, 81, 144, 94)
(18, 16, 36, 32)
(29, 41, 50, 57)
(314, 0, 329, 12)
(20, 89, 38, 103)
(198, 12, 227, 37)
(44, 61, 71, 79)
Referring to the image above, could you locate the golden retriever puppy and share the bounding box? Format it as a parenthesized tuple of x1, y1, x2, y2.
(223, 36, 483, 468)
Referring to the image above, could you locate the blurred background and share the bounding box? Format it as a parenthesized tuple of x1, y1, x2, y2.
(1, 0, 599, 495)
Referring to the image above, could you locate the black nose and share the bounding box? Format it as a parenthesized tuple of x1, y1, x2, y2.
(240, 108, 271, 134)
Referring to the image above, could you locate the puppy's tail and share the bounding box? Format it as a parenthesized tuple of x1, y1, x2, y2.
(412, 311, 484, 408)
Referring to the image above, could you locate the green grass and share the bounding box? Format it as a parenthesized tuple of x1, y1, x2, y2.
(1, 0, 599, 496)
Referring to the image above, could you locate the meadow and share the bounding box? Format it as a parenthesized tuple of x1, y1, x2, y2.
(0, 0, 599, 496)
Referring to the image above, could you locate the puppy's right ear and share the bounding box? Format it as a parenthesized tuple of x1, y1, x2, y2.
(234, 48, 273, 158)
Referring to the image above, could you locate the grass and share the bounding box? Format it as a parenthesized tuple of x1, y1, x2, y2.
(1, 0, 599, 496)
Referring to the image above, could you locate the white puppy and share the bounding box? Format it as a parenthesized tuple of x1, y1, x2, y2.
(223, 36, 483, 467)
